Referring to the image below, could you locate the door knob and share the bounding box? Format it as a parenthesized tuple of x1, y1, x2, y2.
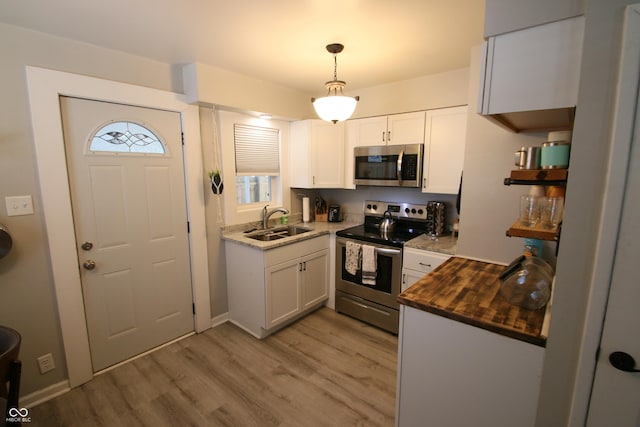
(609, 351, 640, 372)
(83, 260, 96, 270)
(81, 241, 93, 251)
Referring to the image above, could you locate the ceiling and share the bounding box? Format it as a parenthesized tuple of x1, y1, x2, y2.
(0, 0, 486, 94)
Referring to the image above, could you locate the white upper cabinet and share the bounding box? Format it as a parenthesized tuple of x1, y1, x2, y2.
(422, 106, 467, 195)
(348, 112, 425, 147)
(387, 112, 426, 146)
(290, 120, 345, 189)
(478, 16, 585, 132)
(345, 112, 425, 189)
(347, 116, 388, 147)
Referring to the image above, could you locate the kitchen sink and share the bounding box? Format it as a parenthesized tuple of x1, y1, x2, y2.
(246, 225, 313, 241)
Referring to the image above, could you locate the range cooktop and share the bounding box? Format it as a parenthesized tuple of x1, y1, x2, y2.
(335, 201, 430, 248)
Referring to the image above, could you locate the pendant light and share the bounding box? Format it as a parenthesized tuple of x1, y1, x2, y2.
(311, 43, 360, 124)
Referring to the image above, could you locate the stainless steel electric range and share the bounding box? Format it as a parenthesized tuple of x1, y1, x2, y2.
(335, 200, 431, 334)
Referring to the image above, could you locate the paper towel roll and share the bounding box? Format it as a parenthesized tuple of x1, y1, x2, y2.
(302, 197, 310, 223)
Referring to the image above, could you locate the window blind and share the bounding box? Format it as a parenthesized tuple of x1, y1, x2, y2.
(234, 124, 280, 176)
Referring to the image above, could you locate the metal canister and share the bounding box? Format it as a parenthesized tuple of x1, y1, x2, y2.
(541, 141, 570, 169)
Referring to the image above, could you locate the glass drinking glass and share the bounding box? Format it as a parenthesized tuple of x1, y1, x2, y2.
(520, 195, 540, 227)
(540, 197, 564, 229)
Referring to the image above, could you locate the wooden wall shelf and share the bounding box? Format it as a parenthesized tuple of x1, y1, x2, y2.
(504, 168, 568, 186)
(507, 219, 560, 241)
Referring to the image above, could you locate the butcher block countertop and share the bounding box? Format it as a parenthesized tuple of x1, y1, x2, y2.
(397, 256, 548, 347)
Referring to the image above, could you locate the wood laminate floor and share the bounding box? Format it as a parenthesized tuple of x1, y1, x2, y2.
(29, 308, 398, 426)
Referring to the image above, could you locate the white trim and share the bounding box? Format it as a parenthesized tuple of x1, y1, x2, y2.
(25, 66, 211, 388)
(93, 332, 195, 376)
(211, 312, 230, 328)
(20, 380, 71, 409)
(570, 4, 640, 425)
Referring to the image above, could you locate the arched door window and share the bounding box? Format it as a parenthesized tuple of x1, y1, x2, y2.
(89, 121, 166, 154)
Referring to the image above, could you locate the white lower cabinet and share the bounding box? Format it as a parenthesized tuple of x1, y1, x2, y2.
(401, 247, 450, 291)
(396, 305, 544, 427)
(265, 249, 329, 328)
(227, 235, 329, 338)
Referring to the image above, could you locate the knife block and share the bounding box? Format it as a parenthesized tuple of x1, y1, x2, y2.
(315, 211, 328, 222)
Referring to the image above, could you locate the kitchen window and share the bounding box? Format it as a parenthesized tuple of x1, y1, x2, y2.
(234, 123, 280, 205)
(218, 110, 286, 225)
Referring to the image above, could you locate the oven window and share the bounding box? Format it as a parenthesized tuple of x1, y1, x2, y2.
(340, 246, 393, 293)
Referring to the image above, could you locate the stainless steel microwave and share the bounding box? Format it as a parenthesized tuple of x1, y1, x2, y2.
(354, 144, 423, 187)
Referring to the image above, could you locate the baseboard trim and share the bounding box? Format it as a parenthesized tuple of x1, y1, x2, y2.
(21, 380, 70, 408)
(211, 312, 229, 328)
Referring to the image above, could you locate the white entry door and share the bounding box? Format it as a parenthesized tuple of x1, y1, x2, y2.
(60, 96, 194, 372)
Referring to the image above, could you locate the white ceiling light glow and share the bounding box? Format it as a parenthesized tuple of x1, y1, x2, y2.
(311, 43, 360, 124)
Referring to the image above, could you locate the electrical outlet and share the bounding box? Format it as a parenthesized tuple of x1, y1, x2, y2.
(37, 353, 55, 374)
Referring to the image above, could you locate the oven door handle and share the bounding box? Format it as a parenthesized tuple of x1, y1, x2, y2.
(375, 247, 402, 256)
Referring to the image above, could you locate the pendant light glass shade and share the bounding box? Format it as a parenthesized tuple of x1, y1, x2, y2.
(311, 44, 359, 124)
(313, 95, 358, 123)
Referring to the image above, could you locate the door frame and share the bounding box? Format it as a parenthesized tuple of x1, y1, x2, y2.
(26, 66, 211, 387)
(570, 4, 640, 424)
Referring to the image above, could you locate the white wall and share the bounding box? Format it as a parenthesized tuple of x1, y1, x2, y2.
(198, 107, 229, 317)
(456, 47, 549, 264)
(350, 68, 470, 119)
(183, 62, 313, 120)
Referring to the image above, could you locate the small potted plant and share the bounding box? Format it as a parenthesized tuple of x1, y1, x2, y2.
(209, 169, 223, 194)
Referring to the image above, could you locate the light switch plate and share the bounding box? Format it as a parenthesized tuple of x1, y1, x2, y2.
(5, 195, 34, 216)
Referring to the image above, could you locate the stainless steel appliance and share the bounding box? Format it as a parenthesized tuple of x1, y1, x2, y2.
(335, 200, 430, 334)
(354, 144, 423, 187)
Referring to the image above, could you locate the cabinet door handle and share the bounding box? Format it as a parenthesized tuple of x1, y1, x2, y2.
(402, 273, 406, 284)
(303, 262, 307, 271)
(299, 263, 303, 272)
(419, 262, 433, 268)
(382, 131, 385, 142)
(388, 130, 391, 143)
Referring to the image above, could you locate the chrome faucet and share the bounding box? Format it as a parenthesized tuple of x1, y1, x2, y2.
(262, 205, 289, 229)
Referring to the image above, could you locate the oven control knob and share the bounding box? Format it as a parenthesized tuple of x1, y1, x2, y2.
(411, 208, 416, 214)
(372, 204, 377, 210)
(405, 208, 410, 214)
(418, 209, 424, 215)
(367, 204, 371, 209)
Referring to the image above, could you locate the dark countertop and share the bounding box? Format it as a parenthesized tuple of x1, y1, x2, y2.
(397, 256, 548, 347)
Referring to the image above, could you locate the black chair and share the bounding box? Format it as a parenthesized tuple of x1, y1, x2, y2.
(0, 326, 21, 425)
